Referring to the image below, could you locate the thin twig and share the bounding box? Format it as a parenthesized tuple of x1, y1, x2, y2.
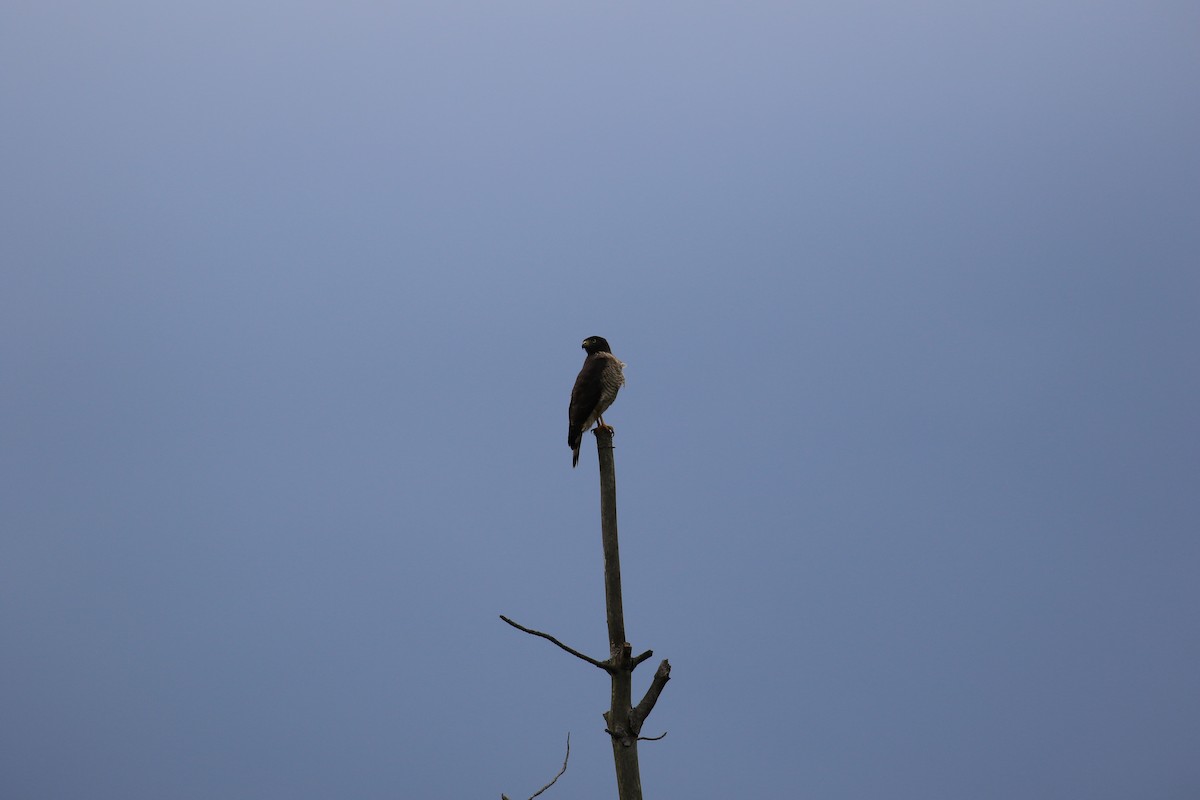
(638, 731, 667, 741)
(527, 733, 570, 800)
(500, 733, 571, 800)
(499, 615, 613, 672)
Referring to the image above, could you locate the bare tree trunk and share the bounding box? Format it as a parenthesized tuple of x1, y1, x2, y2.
(500, 425, 670, 799)
(595, 427, 643, 800)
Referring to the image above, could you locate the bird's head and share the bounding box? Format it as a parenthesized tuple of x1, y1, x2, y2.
(581, 336, 612, 354)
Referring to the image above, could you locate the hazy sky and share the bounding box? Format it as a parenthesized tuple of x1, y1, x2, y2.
(2, 2, 1198, 798)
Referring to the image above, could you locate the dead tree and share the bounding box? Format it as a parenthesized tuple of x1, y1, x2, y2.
(502, 426, 671, 800)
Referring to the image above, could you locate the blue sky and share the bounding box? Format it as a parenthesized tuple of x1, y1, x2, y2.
(2, 2, 1198, 798)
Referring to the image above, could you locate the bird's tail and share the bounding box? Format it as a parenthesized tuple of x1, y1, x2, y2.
(568, 426, 582, 468)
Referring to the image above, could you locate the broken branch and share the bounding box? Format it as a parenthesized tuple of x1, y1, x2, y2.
(629, 660, 672, 736)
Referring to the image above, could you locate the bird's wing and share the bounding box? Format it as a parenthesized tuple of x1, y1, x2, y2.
(568, 355, 606, 443)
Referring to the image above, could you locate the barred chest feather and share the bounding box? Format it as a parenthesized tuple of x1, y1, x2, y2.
(594, 353, 626, 417)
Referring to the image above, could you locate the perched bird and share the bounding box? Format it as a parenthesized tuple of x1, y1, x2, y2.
(568, 336, 626, 468)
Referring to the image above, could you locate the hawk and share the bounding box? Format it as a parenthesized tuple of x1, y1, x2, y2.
(568, 336, 626, 468)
